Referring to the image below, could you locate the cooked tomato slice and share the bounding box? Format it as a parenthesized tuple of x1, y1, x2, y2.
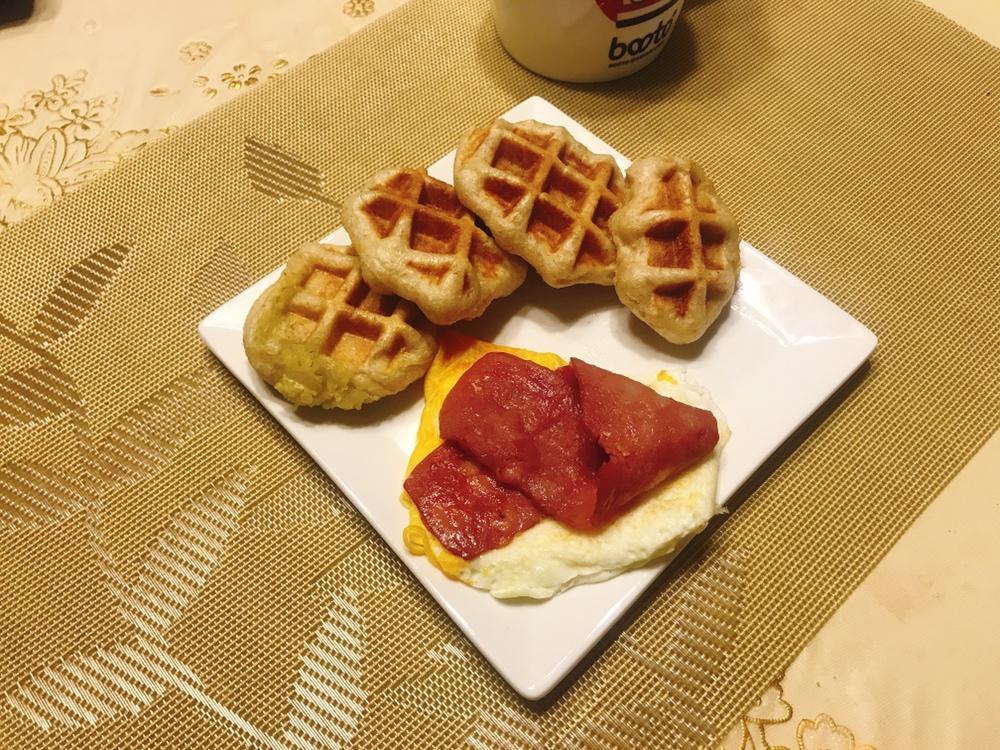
(404, 442, 542, 560)
(569, 358, 719, 523)
(438, 352, 603, 530)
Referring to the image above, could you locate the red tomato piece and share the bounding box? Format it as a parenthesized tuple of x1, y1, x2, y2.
(404, 443, 542, 560)
(438, 352, 603, 530)
(569, 358, 719, 523)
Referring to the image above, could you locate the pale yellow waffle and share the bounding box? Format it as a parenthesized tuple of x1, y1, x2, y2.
(609, 156, 740, 345)
(453, 119, 625, 288)
(243, 242, 437, 409)
(342, 168, 526, 325)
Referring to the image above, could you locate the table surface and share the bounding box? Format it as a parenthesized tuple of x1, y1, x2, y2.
(1, 1, 997, 747)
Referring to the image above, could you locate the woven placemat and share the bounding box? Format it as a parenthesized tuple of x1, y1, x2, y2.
(1, 0, 998, 747)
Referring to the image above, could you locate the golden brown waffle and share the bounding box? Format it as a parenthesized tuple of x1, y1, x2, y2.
(243, 242, 437, 409)
(453, 118, 625, 288)
(342, 168, 526, 325)
(610, 156, 741, 345)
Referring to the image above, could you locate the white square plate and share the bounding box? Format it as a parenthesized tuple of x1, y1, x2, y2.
(199, 96, 876, 700)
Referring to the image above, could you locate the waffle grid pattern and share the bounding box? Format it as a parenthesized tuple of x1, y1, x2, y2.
(275, 244, 424, 372)
(344, 169, 523, 325)
(611, 157, 740, 344)
(456, 120, 624, 287)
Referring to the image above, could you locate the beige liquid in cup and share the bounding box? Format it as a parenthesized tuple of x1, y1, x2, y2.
(494, 0, 685, 83)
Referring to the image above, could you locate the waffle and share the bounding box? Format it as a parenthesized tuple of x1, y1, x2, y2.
(342, 168, 526, 325)
(243, 242, 437, 409)
(609, 156, 740, 345)
(453, 119, 625, 288)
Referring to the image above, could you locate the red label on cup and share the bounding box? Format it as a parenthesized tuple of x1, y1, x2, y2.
(595, 0, 676, 25)
(494, 0, 685, 83)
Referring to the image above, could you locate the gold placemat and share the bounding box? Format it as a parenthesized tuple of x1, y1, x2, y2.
(1, 0, 998, 747)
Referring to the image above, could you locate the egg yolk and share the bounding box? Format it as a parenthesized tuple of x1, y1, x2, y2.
(400, 332, 565, 577)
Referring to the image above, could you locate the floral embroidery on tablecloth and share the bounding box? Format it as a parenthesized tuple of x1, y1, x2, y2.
(0, 105, 33, 137)
(718, 680, 876, 750)
(342, 0, 375, 18)
(190, 58, 288, 100)
(796, 715, 875, 750)
(221, 63, 262, 89)
(0, 71, 162, 230)
(179, 40, 213, 63)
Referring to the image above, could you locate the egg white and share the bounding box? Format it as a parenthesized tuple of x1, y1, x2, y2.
(458, 372, 729, 599)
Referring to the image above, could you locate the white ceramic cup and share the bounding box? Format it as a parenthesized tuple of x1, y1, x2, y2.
(493, 0, 685, 83)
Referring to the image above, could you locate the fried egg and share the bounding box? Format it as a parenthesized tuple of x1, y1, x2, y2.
(400, 334, 729, 599)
